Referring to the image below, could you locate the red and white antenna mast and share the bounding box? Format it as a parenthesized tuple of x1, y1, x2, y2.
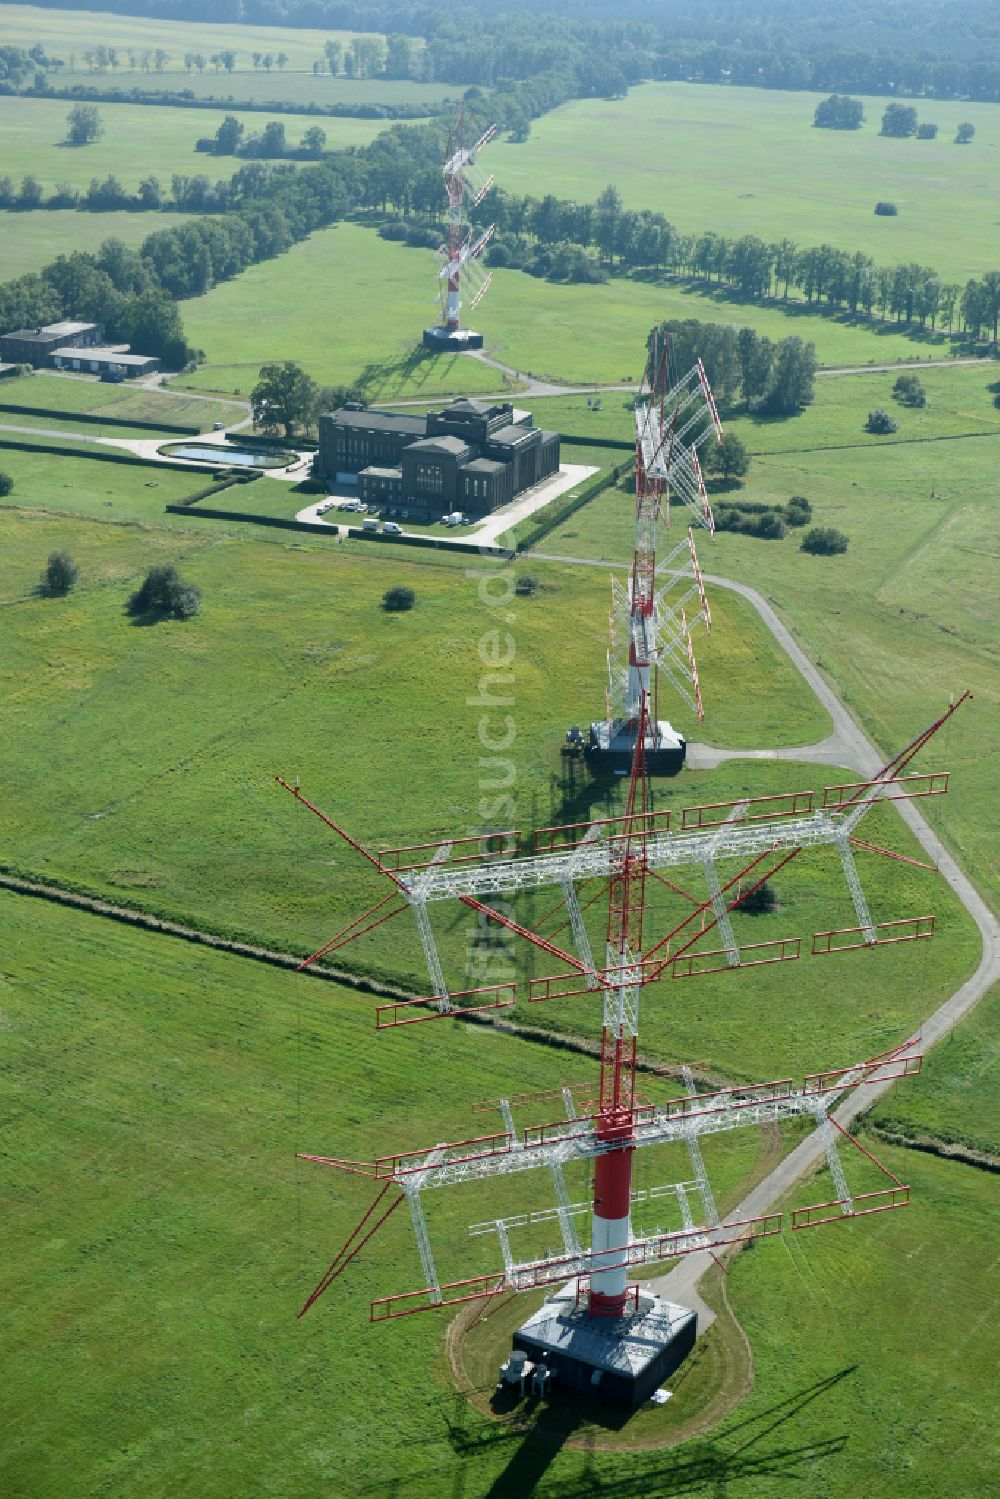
(423, 110, 497, 353)
(591, 333, 722, 773)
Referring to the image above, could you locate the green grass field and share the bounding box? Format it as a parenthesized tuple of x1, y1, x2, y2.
(0, 500, 982, 1083)
(3, 890, 995, 1497)
(0, 370, 241, 437)
(178, 223, 962, 401)
(0, 206, 201, 280)
(489, 81, 1000, 280)
(0, 95, 384, 197)
(51, 66, 464, 109)
(0, 3, 385, 70)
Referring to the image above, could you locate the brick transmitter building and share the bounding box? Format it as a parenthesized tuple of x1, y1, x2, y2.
(317, 398, 560, 519)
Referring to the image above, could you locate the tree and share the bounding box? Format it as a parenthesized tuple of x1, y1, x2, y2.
(67, 103, 103, 145)
(802, 528, 849, 555)
(738, 880, 780, 914)
(127, 565, 201, 619)
(251, 361, 318, 438)
(956, 122, 975, 144)
(736, 327, 773, 407)
(594, 184, 621, 262)
(276, 53, 288, 71)
(18, 174, 43, 208)
(214, 116, 244, 156)
(137, 176, 162, 209)
(0, 472, 13, 497)
(813, 95, 864, 129)
(120, 289, 190, 368)
(866, 408, 898, 434)
(258, 121, 287, 158)
(785, 495, 812, 527)
(324, 40, 342, 75)
(383, 586, 415, 612)
(764, 337, 816, 413)
(755, 511, 786, 540)
(385, 34, 414, 78)
(706, 431, 750, 482)
(301, 126, 327, 158)
(881, 104, 918, 137)
(41, 551, 79, 595)
(917, 122, 938, 139)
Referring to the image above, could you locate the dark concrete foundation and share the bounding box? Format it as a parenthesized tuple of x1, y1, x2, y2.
(588, 719, 686, 776)
(512, 1282, 697, 1410)
(422, 325, 485, 352)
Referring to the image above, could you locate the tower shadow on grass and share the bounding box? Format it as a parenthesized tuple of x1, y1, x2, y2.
(441, 1363, 856, 1497)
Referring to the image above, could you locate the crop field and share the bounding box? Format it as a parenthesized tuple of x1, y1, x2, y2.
(0, 206, 201, 279)
(50, 67, 465, 109)
(536, 375, 1000, 912)
(0, 95, 384, 197)
(0, 3, 384, 70)
(3, 890, 996, 1498)
(488, 82, 1000, 280)
(178, 223, 960, 401)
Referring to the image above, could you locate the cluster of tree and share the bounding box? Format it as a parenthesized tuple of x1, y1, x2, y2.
(713, 494, 812, 541)
(881, 104, 941, 139)
(24, 78, 444, 122)
(0, 238, 191, 367)
(813, 95, 864, 130)
(127, 564, 201, 620)
(866, 409, 899, 434)
(251, 361, 364, 437)
(197, 116, 329, 161)
(801, 528, 850, 555)
(893, 374, 926, 407)
(651, 321, 817, 415)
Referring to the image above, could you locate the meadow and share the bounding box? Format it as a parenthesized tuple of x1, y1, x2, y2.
(0, 370, 240, 436)
(0, 496, 981, 1083)
(0, 95, 384, 197)
(0, 3, 384, 70)
(3, 890, 996, 1497)
(178, 222, 961, 401)
(50, 67, 464, 109)
(535, 372, 1000, 912)
(0, 206, 201, 280)
(488, 82, 1000, 280)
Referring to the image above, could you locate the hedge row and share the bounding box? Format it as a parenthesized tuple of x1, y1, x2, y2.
(559, 433, 634, 451)
(0, 436, 221, 474)
(225, 431, 317, 451)
(20, 83, 444, 123)
(515, 460, 632, 553)
(345, 526, 511, 558)
(0, 402, 199, 435)
(167, 505, 512, 556)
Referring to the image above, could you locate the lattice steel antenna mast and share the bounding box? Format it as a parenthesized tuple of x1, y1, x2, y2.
(423, 109, 497, 352)
(592, 335, 722, 774)
(278, 692, 969, 1326)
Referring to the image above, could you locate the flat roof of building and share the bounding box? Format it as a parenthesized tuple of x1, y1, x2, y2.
(327, 408, 427, 436)
(4, 321, 99, 343)
(51, 347, 155, 366)
(360, 465, 403, 479)
(488, 424, 539, 447)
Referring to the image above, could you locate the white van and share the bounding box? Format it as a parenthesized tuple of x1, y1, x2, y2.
(362, 517, 379, 532)
(383, 521, 402, 535)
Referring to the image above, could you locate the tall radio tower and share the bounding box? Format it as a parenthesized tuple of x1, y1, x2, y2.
(278, 331, 970, 1408)
(423, 111, 497, 353)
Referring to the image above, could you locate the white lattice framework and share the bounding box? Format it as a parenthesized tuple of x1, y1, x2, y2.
(435, 115, 497, 330)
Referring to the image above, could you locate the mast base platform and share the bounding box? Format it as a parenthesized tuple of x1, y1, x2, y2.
(422, 325, 485, 353)
(512, 1280, 696, 1409)
(588, 719, 686, 776)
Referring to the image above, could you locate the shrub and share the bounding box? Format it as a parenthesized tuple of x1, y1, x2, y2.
(801, 527, 849, 555)
(916, 122, 938, 140)
(41, 550, 78, 595)
(382, 586, 415, 612)
(866, 408, 898, 434)
(738, 880, 779, 915)
(874, 201, 898, 216)
(893, 374, 926, 407)
(514, 575, 539, 596)
(755, 511, 787, 540)
(127, 564, 201, 619)
(0, 471, 13, 497)
(785, 495, 812, 526)
(956, 122, 975, 144)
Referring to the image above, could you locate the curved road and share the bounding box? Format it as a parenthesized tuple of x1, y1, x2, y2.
(532, 551, 999, 1327)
